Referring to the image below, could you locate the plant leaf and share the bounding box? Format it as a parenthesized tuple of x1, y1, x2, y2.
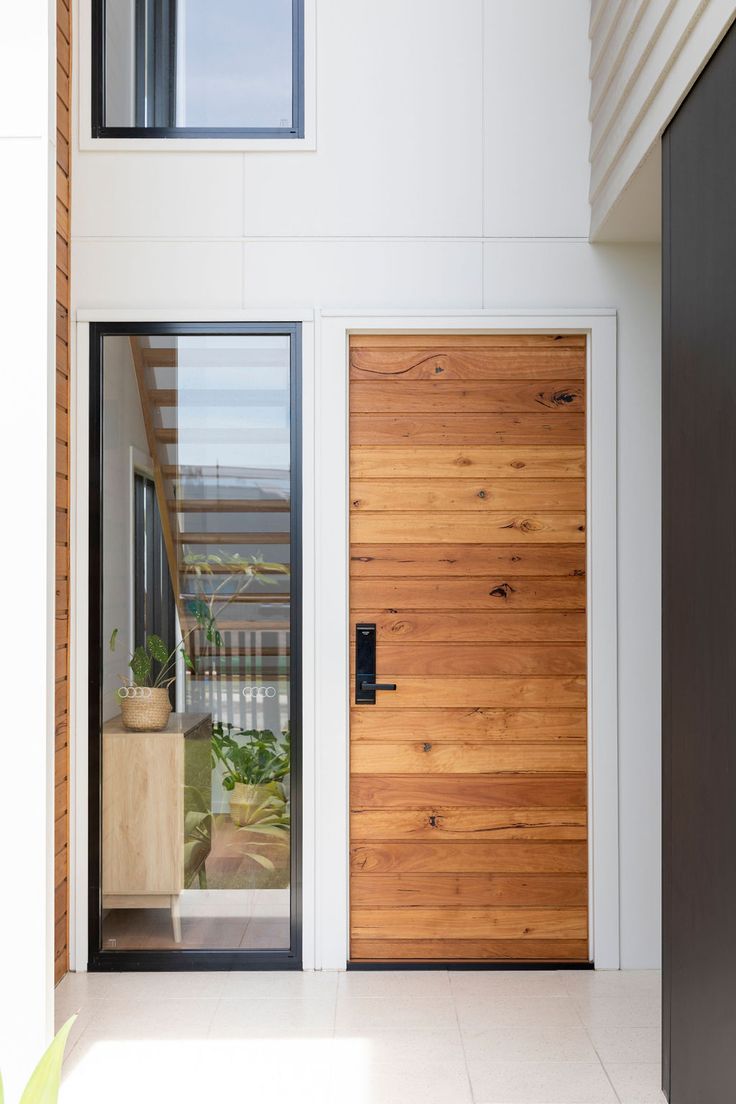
(146, 634, 168, 663)
(244, 852, 275, 871)
(130, 646, 152, 686)
(109, 627, 119, 652)
(19, 1015, 76, 1104)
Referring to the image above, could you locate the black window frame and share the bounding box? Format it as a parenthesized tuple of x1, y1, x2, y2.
(88, 321, 303, 971)
(92, 0, 305, 139)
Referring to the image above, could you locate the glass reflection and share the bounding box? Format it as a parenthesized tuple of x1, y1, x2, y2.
(100, 333, 292, 952)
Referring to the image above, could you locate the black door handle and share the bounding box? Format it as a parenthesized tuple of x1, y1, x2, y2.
(355, 624, 397, 704)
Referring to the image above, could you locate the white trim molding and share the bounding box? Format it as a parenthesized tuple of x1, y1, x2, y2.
(75, 0, 317, 152)
(70, 307, 619, 973)
(69, 313, 316, 970)
(314, 309, 621, 971)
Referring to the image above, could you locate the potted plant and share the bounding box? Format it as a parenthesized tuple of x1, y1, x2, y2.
(211, 722, 290, 826)
(109, 628, 196, 731)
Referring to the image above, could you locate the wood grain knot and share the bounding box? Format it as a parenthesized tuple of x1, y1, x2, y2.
(501, 517, 544, 533)
(489, 583, 515, 599)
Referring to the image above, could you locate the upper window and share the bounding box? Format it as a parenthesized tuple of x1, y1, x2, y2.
(94, 0, 304, 138)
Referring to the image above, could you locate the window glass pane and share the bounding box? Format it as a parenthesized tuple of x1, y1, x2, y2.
(99, 332, 295, 954)
(103, 0, 296, 131)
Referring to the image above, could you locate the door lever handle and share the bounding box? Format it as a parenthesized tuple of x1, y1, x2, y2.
(355, 624, 397, 703)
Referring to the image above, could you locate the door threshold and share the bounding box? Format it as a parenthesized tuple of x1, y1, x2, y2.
(347, 960, 595, 971)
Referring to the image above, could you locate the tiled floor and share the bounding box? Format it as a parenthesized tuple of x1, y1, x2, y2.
(56, 968, 665, 1104)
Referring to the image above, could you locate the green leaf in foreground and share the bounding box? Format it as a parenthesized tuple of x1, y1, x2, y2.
(18, 1015, 76, 1104)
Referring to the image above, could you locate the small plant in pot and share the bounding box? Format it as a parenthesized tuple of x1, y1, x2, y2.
(211, 722, 290, 827)
(109, 628, 196, 731)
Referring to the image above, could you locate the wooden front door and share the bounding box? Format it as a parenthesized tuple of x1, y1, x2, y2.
(348, 333, 588, 963)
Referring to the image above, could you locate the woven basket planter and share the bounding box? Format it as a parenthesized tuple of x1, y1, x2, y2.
(119, 687, 172, 732)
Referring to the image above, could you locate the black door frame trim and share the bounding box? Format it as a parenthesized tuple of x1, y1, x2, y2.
(87, 320, 303, 971)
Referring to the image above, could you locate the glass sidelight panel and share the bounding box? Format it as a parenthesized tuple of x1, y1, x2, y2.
(91, 325, 300, 965)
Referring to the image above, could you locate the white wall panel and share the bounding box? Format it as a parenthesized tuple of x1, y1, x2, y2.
(483, 0, 591, 238)
(242, 0, 483, 238)
(72, 240, 243, 307)
(242, 240, 483, 310)
(73, 153, 244, 238)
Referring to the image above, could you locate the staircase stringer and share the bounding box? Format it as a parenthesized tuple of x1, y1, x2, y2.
(128, 336, 189, 635)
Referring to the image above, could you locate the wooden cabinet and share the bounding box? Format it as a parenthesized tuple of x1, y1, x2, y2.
(102, 712, 212, 942)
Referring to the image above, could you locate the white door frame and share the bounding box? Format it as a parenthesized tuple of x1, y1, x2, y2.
(69, 307, 618, 972)
(314, 309, 620, 970)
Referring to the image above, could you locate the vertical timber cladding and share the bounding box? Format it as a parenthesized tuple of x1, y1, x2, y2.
(348, 334, 588, 962)
(55, 0, 71, 984)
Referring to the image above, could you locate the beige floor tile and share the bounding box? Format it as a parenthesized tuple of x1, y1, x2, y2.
(561, 969, 661, 997)
(604, 1062, 667, 1103)
(587, 1024, 661, 1064)
(335, 995, 457, 1034)
(61, 1036, 339, 1104)
(99, 970, 230, 999)
(456, 994, 582, 1031)
(468, 1058, 619, 1103)
(326, 1029, 470, 1104)
(573, 993, 661, 1029)
(210, 996, 336, 1037)
(338, 969, 451, 999)
(223, 968, 339, 998)
(463, 1022, 598, 1063)
(450, 969, 570, 998)
(77, 996, 220, 1039)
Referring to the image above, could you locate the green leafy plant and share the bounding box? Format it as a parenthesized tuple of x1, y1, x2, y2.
(211, 722, 290, 790)
(0, 1015, 75, 1104)
(109, 621, 202, 691)
(183, 552, 289, 647)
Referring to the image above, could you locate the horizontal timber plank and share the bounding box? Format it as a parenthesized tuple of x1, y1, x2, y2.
(351, 741, 586, 774)
(350, 611, 586, 643)
(351, 576, 585, 611)
(351, 907, 588, 940)
(350, 446, 585, 480)
(362, 676, 585, 708)
(350, 335, 586, 349)
(350, 937, 589, 961)
(351, 642, 586, 675)
(350, 807, 587, 840)
(351, 512, 585, 544)
(350, 708, 586, 742)
(350, 543, 585, 577)
(350, 842, 587, 875)
(350, 381, 584, 414)
(351, 774, 587, 809)
(351, 478, 584, 512)
(350, 872, 588, 908)
(350, 413, 585, 446)
(350, 349, 585, 382)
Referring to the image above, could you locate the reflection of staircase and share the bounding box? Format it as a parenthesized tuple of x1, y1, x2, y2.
(128, 337, 291, 716)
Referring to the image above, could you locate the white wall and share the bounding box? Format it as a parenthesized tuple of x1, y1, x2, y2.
(72, 0, 661, 967)
(0, 0, 55, 1096)
(101, 336, 148, 720)
(589, 0, 736, 239)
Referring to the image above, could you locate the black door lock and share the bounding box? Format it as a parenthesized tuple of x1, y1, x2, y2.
(355, 623, 397, 704)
